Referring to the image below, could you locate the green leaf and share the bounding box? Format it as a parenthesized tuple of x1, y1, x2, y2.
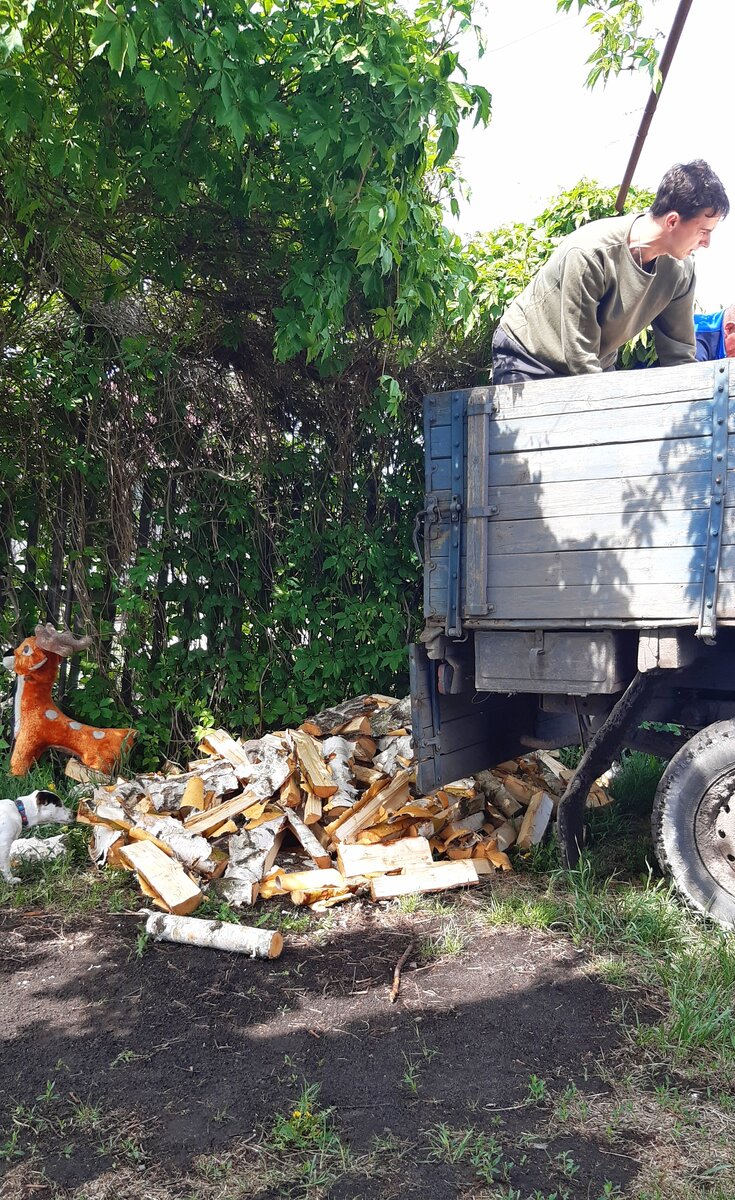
(107, 23, 127, 75)
(0, 27, 24, 59)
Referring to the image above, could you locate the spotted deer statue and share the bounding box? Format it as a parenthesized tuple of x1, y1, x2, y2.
(3, 624, 136, 777)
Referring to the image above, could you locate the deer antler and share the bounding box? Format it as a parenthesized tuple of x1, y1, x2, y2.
(34, 624, 93, 657)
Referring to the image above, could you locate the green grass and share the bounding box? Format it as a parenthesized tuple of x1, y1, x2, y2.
(0, 831, 139, 915)
(0, 763, 62, 802)
(418, 919, 468, 961)
(0, 764, 140, 915)
(421, 1122, 512, 1186)
(561, 860, 735, 1079)
(480, 892, 566, 930)
(609, 750, 667, 814)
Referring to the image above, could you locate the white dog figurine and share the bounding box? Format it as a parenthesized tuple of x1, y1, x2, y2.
(0, 790, 74, 885)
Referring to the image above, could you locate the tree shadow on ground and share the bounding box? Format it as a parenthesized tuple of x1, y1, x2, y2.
(0, 898, 646, 1199)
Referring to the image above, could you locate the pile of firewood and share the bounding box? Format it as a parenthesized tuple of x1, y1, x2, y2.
(74, 694, 611, 918)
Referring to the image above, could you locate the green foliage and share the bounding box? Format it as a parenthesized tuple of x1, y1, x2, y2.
(557, 0, 663, 91)
(0, 0, 489, 371)
(0, 0, 494, 767)
(0, 0, 663, 772)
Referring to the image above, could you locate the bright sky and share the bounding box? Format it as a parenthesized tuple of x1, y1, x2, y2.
(450, 0, 734, 311)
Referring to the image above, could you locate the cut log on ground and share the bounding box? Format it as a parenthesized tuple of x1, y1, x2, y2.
(10, 834, 67, 866)
(144, 912, 283, 958)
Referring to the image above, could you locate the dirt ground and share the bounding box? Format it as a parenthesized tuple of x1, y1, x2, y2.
(0, 890, 647, 1200)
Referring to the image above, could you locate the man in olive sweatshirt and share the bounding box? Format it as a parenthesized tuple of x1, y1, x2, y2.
(492, 160, 729, 384)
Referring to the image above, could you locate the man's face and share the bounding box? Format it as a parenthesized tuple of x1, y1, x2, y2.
(723, 318, 735, 358)
(665, 209, 722, 259)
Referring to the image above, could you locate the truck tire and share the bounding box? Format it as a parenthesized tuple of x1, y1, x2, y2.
(652, 721, 735, 928)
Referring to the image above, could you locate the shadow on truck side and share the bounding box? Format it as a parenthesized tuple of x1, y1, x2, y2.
(413, 358, 735, 789)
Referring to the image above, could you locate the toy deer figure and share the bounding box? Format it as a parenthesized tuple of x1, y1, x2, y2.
(3, 624, 136, 777)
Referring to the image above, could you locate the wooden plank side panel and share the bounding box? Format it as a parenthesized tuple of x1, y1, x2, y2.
(484, 399, 712, 456)
(429, 362, 717, 428)
(484, 470, 732, 523)
(424, 366, 735, 628)
(466, 406, 491, 614)
(433, 464, 735, 517)
(429, 436, 735, 493)
(432, 544, 735, 604)
(429, 503, 735, 557)
(485, 582, 711, 621)
(431, 583, 726, 622)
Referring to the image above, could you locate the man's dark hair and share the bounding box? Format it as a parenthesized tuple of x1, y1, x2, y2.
(651, 159, 729, 220)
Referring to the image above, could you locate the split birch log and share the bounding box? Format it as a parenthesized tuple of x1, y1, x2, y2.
(119, 841, 203, 914)
(321, 735, 358, 806)
(279, 773, 302, 809)
(134, 761, 241, 813)
(302, 790, 323, 826)
(330, 769, 412, 845)
(219, 814, 286, 906)
(494, 820, 518, 852)
(132, 813, 224, 875)
(515, 791, 554, 849)
(474, 771, 523, 818)
(352, 735, 378, 763)
(290, 730, 338, 798)
(373, 734, 413, 775)
(502, 776, 538, 807)
(85, 798, 133, 831)
(351, 764, 385, 786)
(64, 759, 108, 785)
(439, 811, 486, 842)
(179, 776, 206, 811)
(184, 744, 292, 835)
(335, 715, 372, 736)
(305, 695, 379, 736)
(89, 825, 125, 866)
(473, 851, 513, 873)
(143, 912, 283, 959)
(370, 860, 479, 901)
(337, 836, 433, 879)
(199, 729, 253, 773)
(533, 750, 573, 787)
(182, 790, 261, 834)
(368, 696, 411, 738)
(285, 809, 332, 868)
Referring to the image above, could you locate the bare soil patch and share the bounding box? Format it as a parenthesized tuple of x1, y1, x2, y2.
(0, 896, 641, 1199)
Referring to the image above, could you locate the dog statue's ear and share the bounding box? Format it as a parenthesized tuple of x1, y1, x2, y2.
(34, 625, 93, 657)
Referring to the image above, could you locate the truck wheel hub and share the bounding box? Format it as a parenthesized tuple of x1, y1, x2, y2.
(714, 796, 735, 868)
(695, 773, 735, 891)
